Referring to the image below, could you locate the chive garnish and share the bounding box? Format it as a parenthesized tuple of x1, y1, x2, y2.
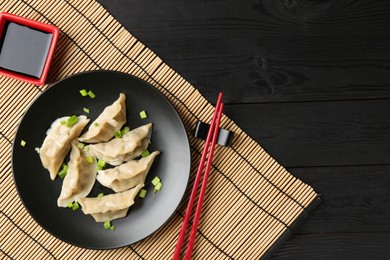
(79, 89, 88, 96)
(138, 189, 147, 198)
(151, 176, 161, 186)
(97, 159, 106, 170)
(86, 156, 94, 164)
(20, 140, 26, 147)
(94, 122, 99, 127)
(88, 90, 96, 99)
(98, 193, 104, 198)
(114, 130, 122, 139)
(77, 143, 85, 149)
(66, 115, 79, 127)
(80, 89, 96, 99)
(103, 221, 115, 230)
(104, 221, 112, 230)
(121, 126, 130, 135)
(114, 126, 131, 138)
(72, 201, 79, 211)
(141, 150, 150, 158)
(83, 107, 90, 114)
(58, 171, 66, 179)
(58, 164, 68, 179)
(151, 176, 163, 193)
(67, 201, 79, 211)
(139, 110, 147, 119)
(154, 182, 163, 193)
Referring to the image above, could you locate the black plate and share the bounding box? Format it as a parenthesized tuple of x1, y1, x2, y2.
(12, 70, 191, 249)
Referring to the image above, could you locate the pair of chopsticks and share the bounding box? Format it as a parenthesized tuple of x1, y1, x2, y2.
(173, 92, 224, 260)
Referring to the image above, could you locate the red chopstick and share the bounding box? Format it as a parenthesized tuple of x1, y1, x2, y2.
(173, 92, 224, 260)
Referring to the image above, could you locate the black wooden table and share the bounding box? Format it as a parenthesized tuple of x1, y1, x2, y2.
(98, 1, 390, 258)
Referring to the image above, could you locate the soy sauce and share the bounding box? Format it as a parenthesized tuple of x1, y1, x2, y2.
(0, 22, 53, 79)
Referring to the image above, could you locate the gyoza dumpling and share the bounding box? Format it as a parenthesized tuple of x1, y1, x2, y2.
(88, 123, 152, 166)
(97, 151, 160, 192)
(40, 115, 90, 180)
(57, 140, 97, 207)
(77, 184, 144, 222)
(79, 93, 126, 143)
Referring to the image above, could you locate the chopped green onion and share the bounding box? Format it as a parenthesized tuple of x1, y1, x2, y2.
(67, 201, 79, 211)
(141, 150, 150, 158)
(77, 143, 85, 149)
(139, 110, 147, 119)
(110, 226, 116, 231)
(20, 140, 26, 147)
(152, 176, 163, 193)
(88, 90, 96, 99)
(154, 182, 163, 193)
(138, 189, 147, 198)
(97, 159, 106, 170)
(66, 115, 79, 127)
(83, 146, 89, 152)
(98, 193, 104, 198)
(114, 130, 122, 139)
(60, 120, 66, 125)
(94, 122, 99, 127)
(72, 201, 79, 211)
(79, 89, 88, 96)
(104, 221, 112, 230)
(86, 156, 94, 164)
(121, 126, 130, 135)
(151, 176, 161, 186)
(58, 171, 67, 179)
(58, 164, 68, 179)
(83, 107, 90, 114)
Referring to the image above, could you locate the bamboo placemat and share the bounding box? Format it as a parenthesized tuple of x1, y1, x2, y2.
(0, 0, 320, 259)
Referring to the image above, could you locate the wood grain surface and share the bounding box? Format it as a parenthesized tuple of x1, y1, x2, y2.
(98, 0, 390, 258)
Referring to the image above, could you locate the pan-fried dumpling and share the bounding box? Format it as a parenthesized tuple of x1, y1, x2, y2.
(79, 93, 126, 143)
(57, 140, 97, 207)
(77, 184, 144, 222)
(40, 115, 90, 180)
(88, 123, 152, 166)
(97, 151, 160, 192)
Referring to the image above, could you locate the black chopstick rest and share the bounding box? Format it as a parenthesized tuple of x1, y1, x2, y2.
(193, 121, 234, 147)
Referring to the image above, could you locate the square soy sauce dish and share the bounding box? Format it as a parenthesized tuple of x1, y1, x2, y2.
(0, 12, 59, 86)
